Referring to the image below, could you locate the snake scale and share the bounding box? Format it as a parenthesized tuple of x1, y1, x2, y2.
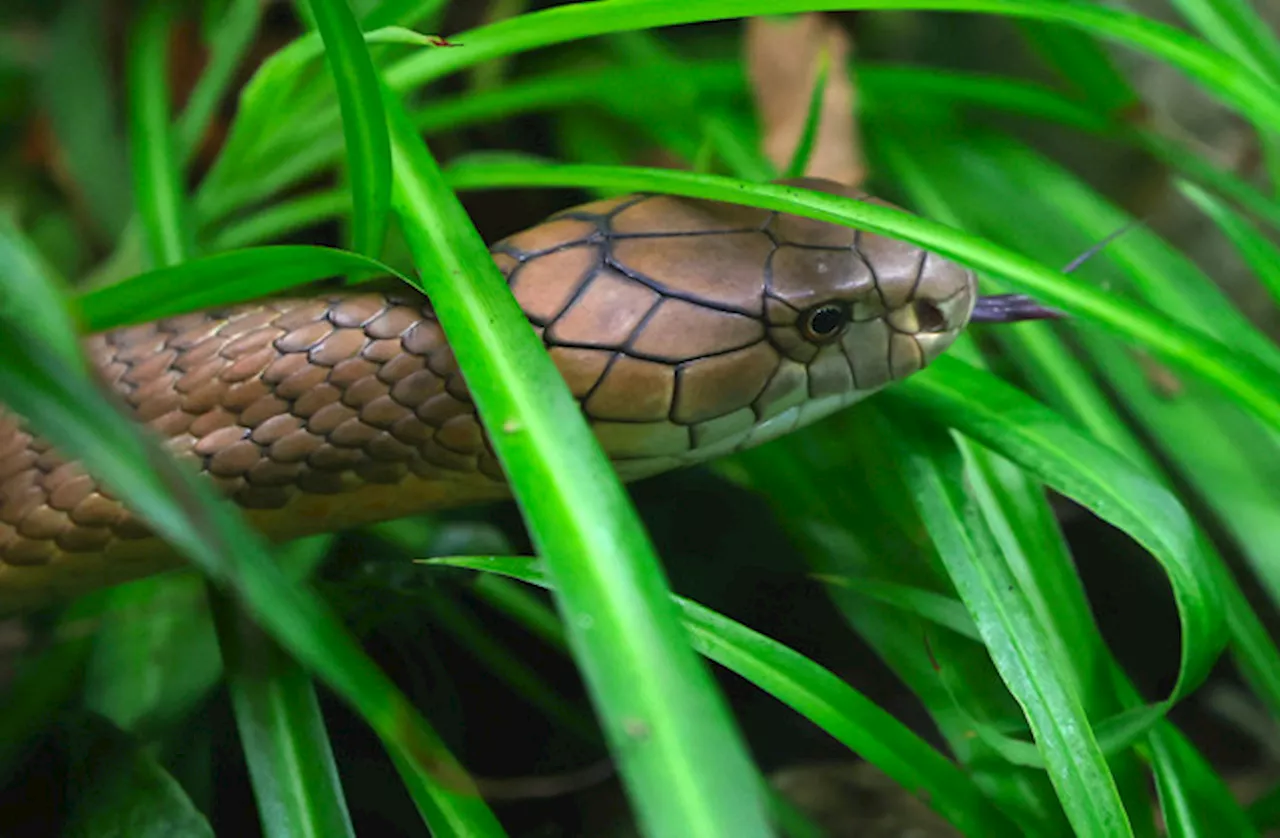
(0, 178, 1022, 611)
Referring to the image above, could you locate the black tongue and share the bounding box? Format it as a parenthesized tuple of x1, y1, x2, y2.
(971, 294, 1065, 324)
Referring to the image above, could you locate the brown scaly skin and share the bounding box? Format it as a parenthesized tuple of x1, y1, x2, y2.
(0, 178, 976, 610)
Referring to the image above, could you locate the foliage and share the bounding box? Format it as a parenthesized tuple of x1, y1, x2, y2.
(3, 1, 1280, 835)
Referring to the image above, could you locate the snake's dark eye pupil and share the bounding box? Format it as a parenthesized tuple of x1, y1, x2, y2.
(913, 300, 947, 332)
(803, 304, 848, 340)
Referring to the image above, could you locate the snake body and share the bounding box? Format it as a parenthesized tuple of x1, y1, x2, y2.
(0, 178, 975, 610)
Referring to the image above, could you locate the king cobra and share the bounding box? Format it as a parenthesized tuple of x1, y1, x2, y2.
(0, 178, 1049, 611)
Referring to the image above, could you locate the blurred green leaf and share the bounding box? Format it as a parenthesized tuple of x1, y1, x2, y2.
(65, 719, 214, 838)
(128, 2, 194, 268)
(40, 0, 132, 240)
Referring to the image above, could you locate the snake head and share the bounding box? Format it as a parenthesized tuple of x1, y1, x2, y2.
(491, 179, 977, 475)
(762, 177, 976, 397)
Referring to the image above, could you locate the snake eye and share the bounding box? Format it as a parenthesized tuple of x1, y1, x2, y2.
(800, 303, 850, 342)
(913, 299, 947, 333)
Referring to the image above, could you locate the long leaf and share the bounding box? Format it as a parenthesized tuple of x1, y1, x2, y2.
(381, 82, 772, 838)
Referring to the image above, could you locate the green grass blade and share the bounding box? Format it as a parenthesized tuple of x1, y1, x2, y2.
(75, 245, 405, 331)
(0, 215, 83, 368)
(128, 2, 194, 268)
(1180, 178, 1280, 307)
(1169, 0, 1280, 84)
(211, 593, 356, 838)
(1149, 722, 1258, 837)
(416, 585, 600, 743)
(783, 47, 830, 179)
(723, 417, 1069, 832)
(428, 556, 1024, 838)
(382, 84, 771, 838)
(871, 125, 1280, 718)
(306, 0, 391, 259)
(207, 190, 349, 250)
(443, 158, 1280, 432)
(40, 0, 133, 241)
(0, 240, 504, 835)
(896, 358, 1227, 700)
(470, 574, 569, 650)
(385, 1, 1280, 135)
(177, 0, 264, 160)
(64, 721, 214, 838)
(361, 0, 449, 29)
(81, 578, 222, 735)
(1013, 18, 1139, 115)
(882, 405, 1130, 836)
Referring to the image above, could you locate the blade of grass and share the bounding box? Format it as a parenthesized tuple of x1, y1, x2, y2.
(81, 576, 222, 735)
(881, 404, 1130, 837)
(783, 46, 830, 179)
(871, 124, 1280, 718)
(428, 556, 1024, 838)
(128, 1, 194, 268)
(383, 1, 1280, 136)
(361, 0, 449, 29)
(0, 231, 505, 835)
(75, 244, 405, 331)
(1179, 178, 1280, 307)
(306, 0, 390, 258)
(177, 0, 263, 160)
(0, 215, 83, 368)
(206, 190, 349, 250)
(1168, 0, 1280, 85)
(40, 0, 133, 240)
(895, 357, 1227, 700)
(381, 83, 772, 838)
(210, 591, 357, 838)
(1149, 720, 1259, 838)
(1014, 19, 1139, 115)
(64, 719, 215, 838)
(442, 158, 1280, 433)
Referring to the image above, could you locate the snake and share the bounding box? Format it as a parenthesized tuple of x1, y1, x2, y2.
(0, 177, 1049, 612)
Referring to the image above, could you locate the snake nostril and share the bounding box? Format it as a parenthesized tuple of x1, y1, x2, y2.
(913, 299, 947, 333)
(800, 303, 850, 342)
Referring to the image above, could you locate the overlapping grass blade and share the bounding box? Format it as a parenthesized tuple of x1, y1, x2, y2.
(381, 83, 772, 838)
(896, 358, 1226, 699)
(442, 158, 1280, 432)
(0, 216, 83, 367)
(40, 0, 133, 241)
(210, 593, 357, 838)
(305, 0, 390, 258)
(193, 0, 1278, 233)
(1148, 722, 1258, 837)
(1180, 179, 1280, 307)
(1168, 0, 1280, 84)
(871, 124, 1280, 717)
(64, 720, 215, 838)
(881, 405, 1129, 836)
(427, 556, 1023, 838)
(76, 245, 404, 331)
(0, 228, 504, 835)
(1013, 18, 1138, 114)
(127, 1, 194, 268)
(384, 1, 1280, 134)
(177, 0, 263, 159)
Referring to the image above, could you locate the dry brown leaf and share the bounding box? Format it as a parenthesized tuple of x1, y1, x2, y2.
(745, 14, 865, 186)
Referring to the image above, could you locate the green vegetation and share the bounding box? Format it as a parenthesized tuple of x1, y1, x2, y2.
(2, 1, 1280, 835)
